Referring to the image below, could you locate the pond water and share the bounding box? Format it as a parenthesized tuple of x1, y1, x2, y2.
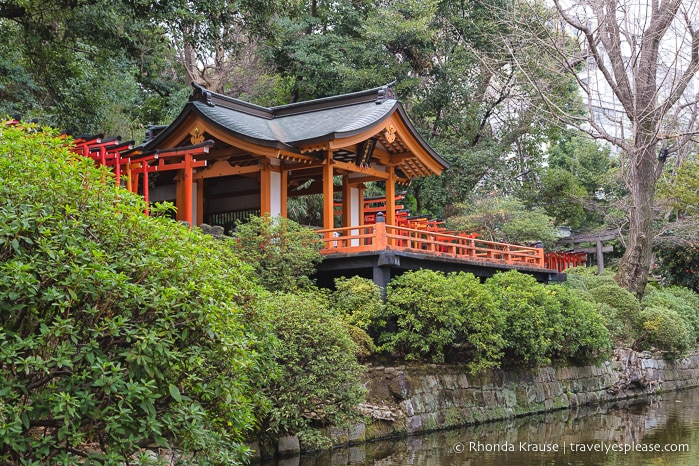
(259, 387, 699, 465)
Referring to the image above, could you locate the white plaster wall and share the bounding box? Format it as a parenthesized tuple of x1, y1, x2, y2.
(270, 171, 282, 217)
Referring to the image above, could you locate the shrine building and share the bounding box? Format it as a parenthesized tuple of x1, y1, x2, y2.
(73, 82, 567, 289)
(130, 82, 448, 233)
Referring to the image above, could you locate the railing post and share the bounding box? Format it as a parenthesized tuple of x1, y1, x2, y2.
(375, 214, 388, 250)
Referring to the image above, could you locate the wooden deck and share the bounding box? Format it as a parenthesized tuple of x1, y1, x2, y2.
(317, 222, 546, 268)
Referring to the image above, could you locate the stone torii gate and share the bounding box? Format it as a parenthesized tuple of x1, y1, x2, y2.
(557, 229, 617, 274)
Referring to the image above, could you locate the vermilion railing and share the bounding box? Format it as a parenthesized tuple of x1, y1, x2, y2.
(317, 222, 546, 268)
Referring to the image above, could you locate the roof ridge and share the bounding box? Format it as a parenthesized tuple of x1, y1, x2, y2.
(188, 81, 398, 119)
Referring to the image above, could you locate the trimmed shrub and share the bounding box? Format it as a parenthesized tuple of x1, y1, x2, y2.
(642, 287, 699, 343)
(547, 285, 612, 364)
(383, 270, 467, 364)
(485, 271, 560, 367)
(448, 272, 507, 372)
(564, 267, 618, 291)
(587, 284, 643, 342)
(383, 270, 505, 371)
(638, 306, 693, 356)
(593, 301, 631, 343)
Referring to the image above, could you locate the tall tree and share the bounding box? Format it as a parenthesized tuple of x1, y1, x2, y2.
(260, 0, 580, 216)
(515, 0, 699, 296)
(400, 0, 580, 216)
(0, 0, 184, 135)
(266, 0, 399, 103)
(165, 0, 281, 96)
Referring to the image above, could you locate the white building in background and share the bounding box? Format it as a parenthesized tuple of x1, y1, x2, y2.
(560, 0, 699, 159)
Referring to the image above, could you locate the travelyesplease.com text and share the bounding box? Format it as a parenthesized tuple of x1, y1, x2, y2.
(453, 441, 689, 454)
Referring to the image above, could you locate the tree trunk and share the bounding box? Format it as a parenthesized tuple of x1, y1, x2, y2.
(615, 143, 656, 298)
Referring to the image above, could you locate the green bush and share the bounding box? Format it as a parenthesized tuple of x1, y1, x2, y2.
(547, 285, 612, 364)
(485, 271, 561, 367)
(638, 306, 693, 356)
(642, 287, 699, 343)
(0, 125, 271, 464)
(332, 276, 385, 330)
(593, 301, 631, 343)
(563, 271, 642, 344)
(233, 214, 323, 292)
(587, 284, 643, 342)
(383, 270, 505, 371)
(344, 324, 377, 359)
(258, 291, 365, 448)
(564, 267, 618, 292)
(448, 272, 507, 372)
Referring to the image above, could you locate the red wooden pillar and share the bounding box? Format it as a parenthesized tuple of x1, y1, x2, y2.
(183, 153, 193, 226)
(386, 166, 396, 226)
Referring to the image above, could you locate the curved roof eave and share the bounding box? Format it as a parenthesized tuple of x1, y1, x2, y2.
(141, 102, 298, 154)
(138, 83, 449, 171)
(285, 101, 399, 147)
(394, 104, 450, 171)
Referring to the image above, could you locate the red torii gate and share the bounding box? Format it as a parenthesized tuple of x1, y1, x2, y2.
(133, 141, 211, 224)
(544, 251, 587, 272)
(89, 139, 135, 184)
(69, 136, 211, 227)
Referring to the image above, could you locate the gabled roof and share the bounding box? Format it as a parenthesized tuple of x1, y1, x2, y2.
(140, 82, 449, 172)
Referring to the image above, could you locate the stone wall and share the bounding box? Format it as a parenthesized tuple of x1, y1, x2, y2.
(254, 348, 699, 458)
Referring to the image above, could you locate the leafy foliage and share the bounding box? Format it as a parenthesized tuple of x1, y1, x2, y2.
(563, 270, 641, 345)
(383, 270, 506, 371)
(0, 0, 185, 135)
(485, 272, 561, 367)
(342, 324, 376, 359)
(526, 168, 588, 229)
(563, 267, 619, 290)
(655, 242, 699, 292)
(587, 285, 643, 339)
(638, 306, 693, 357)
(0, 125, 270, 463)
(332, 276, 385, 330)
(331, 276, 383, 359)
(547, 132, 612, 196)
(383, 270, 468, 364)
(382, 270, 611, 369)
(233, 214, 323, 292)
(642, 287, 699, 343)
(257, 291, 365, 449)
(448, 196, 559, 247)
(483, 272, 612, 367)
(546, 285, 612, 364)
